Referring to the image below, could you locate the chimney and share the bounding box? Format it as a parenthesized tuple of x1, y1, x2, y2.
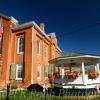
(40, 23, 45, 32)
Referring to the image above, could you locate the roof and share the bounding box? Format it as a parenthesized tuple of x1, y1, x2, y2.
(11, 21, 50, 41)
(0, 13, 18, 24)
(60, 52, 100, 59)
(61, 52, 85, 57)
(0, 13, 10, 20)
(0, 13, 61, 52)
(61, 52, 100, 57)
(49, 52, 100, 64)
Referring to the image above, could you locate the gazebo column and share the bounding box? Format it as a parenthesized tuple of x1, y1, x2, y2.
(81, 62, 86, 85)
(95, 65, 97, 72)
(96, 63, 100, 74)
(61, 63, 64, 79)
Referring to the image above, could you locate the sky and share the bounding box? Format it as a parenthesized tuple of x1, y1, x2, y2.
(0, 0, 100, 54)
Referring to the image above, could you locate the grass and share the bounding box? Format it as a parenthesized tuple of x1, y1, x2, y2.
(0, 90, 100, 100)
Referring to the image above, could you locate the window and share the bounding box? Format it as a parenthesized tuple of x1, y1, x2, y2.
(44, 45, 47, 57)
(44, 65, 48, 78)
(52, 49, 55, 58)
(37, 64, 41, 79)
(37, 40, 40, 55)
(17, 36, 24, 54)
(16, 64, 23, 80)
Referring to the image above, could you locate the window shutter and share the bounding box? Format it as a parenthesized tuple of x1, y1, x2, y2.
(48, 65, 51, 76)
(10, 63, 15, 79)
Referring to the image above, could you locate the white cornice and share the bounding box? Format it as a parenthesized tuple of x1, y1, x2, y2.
(11, 21, 50, 41)
(10, 16, 18, 24)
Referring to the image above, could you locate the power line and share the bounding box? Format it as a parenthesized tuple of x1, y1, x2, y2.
(57, 22, 100, 39)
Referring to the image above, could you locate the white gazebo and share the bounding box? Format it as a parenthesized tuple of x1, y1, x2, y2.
(49, 53, 100, 90)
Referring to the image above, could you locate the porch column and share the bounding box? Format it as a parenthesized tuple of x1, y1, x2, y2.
(81, 62, 86, 85)
(96, 63, 100, 74)
(62, 63, 64, 79)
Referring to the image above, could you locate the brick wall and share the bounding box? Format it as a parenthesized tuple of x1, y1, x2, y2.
(0, 16, 61, 88)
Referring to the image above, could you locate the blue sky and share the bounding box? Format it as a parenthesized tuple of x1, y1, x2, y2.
(0, 0, 100, 54)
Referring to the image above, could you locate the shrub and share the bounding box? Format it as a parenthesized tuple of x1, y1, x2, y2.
(10, 84, 18, 89)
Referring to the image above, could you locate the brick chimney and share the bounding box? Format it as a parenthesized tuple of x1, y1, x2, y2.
(40, 23, 45, 32)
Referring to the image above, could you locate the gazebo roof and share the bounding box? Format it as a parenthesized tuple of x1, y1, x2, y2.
(49, 52, 100, 65)
(61, 52, 100, 57)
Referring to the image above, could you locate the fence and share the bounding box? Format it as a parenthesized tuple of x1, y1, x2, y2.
(0, 89, 100, 100)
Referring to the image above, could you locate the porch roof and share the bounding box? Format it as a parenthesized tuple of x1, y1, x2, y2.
(49, 53, 100, 65)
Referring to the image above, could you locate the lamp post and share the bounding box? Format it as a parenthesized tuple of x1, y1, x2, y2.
(6, 81, 10, 100)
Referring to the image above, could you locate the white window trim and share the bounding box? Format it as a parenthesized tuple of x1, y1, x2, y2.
(17, 37, 24, 55)
(16, 64, 23, 80)
(37, 40, 40, 55)
(17, 52, 24, 55)
(37, 64, 41, 80)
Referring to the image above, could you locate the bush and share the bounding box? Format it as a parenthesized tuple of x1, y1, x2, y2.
(10, 84, 18, 89)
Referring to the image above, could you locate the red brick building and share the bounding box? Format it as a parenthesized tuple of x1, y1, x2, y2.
(0, 13, 61, 88)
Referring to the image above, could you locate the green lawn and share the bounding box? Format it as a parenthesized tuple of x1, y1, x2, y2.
(0, 90, 100, 100)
